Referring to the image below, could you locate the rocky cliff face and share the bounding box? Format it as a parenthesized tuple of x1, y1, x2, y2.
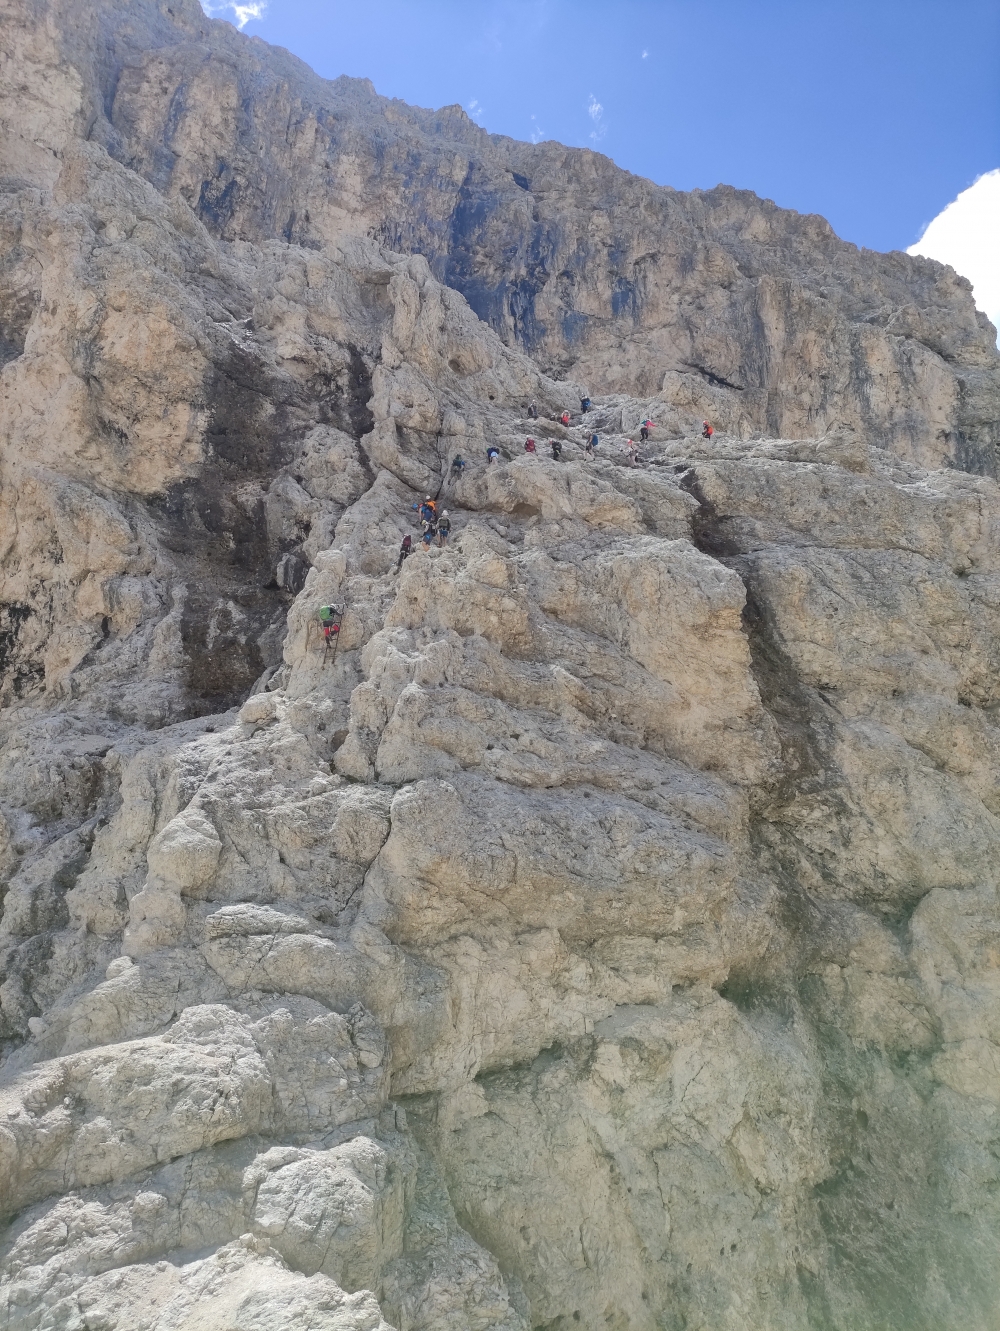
(2, 1, 1000, 1327)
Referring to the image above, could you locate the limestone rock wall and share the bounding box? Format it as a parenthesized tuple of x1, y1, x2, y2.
(2, 1, 1000, 1328)
(30, 0, 999, 470)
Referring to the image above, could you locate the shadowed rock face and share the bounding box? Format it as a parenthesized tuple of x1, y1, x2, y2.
(2, 1, 1000, 1328)
(16, 0, 999, 471)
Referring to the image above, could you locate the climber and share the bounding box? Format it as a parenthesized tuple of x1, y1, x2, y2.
(585, 431, 599, 457)
(527, 401, 539, 420)
(413, 496, 436, 524)
(580, 396, 591, 413)
(437, 510, 452, 547)
(524, 437, 537, 455)
(559, 410, 570, 427)
(487, 446, 500, 465)
(550, 438, 563, 461)
(624, 438, 638, 467)
(451, 453, 466, 478)
(420, 518, 436, 550)
(395, 534, 412, 573)
(640, 418, 653, 443)
(318, 604, 341, 645)
(702, 420, 714, 440)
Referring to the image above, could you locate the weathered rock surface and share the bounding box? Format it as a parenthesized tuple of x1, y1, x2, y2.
(2, 0, 1000, 1327)
(11, 0, 995, 470)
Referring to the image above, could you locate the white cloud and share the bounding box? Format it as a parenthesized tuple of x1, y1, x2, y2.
(200, 0, 266, 28)
(641, 49, 648, 59)
(908, 169, 1000, 342)
(468, 98, 485, 121)
(529, 114, 545, 145)
(587, 93, 606, 143)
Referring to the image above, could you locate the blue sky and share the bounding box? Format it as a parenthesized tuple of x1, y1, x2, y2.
(209, 0, 999, 257)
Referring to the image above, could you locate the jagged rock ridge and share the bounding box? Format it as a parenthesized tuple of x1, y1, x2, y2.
(1, 1, 1000, 1328)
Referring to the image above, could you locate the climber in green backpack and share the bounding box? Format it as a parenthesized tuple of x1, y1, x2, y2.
(318, 605, 342, 648)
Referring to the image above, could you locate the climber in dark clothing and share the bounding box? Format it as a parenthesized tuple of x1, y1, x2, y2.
(585, 432, 599, 457)
(640, 418, 653, 443)
(550, 438, 563, 460)
(580, 396, 591, 413)
(527, 402, 538, 419)
(395, 534, 412, 572)
(487, 446, 500, 464)
(451, 454, 466, 478)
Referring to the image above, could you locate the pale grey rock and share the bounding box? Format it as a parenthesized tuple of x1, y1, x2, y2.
(2, 0, 1000, 1327)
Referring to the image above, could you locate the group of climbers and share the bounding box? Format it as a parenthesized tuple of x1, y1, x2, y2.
(455, 412, 713, 483)
(526, 397, 590, 423)
(317, 406, 720, 652)
(390, 494, 453, 578)
(523, 401, 713, 444)
(409, 495, 452, 551)
(518, 433, 595, 460)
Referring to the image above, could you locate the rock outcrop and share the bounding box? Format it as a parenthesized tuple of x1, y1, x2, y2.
(2, 0, 1000, 1327)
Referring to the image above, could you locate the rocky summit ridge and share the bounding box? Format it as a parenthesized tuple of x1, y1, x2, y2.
(1, 0, 1000, 1327)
